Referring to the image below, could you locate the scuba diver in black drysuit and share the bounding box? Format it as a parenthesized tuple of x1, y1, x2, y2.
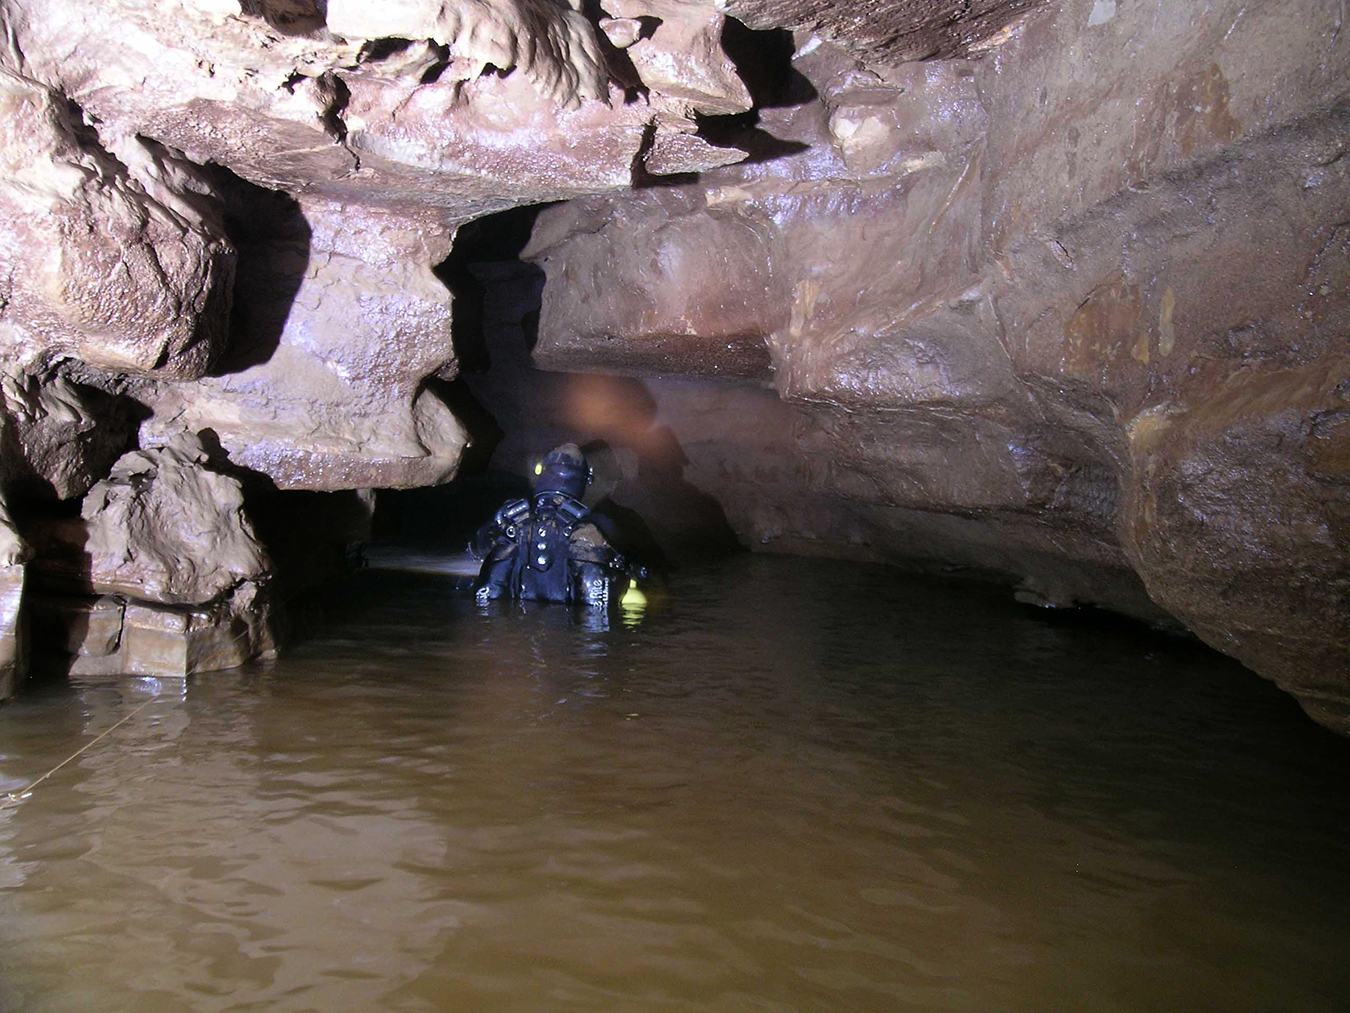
(469, 443, 645, 607)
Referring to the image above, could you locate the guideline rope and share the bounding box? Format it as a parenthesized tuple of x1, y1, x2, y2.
(0, 696, 158, 810)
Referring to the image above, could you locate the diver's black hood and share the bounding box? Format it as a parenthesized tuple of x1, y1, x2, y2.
(534, 443, 590, 501)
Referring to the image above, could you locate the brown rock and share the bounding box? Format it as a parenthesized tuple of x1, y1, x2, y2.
(0, 362, 134, 501)
(30, 585, 279, 680)
(89, 589, 277, 680)
(0, 492, 28, 700)
(520, 1, 1350, 732)
(34, 594, 126, 661)
(78, 436, 271, 606)
(0, 72, 235, 379)
(1120, 361, 1350, 733)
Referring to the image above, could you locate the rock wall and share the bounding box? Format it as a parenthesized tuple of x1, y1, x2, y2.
(518, 0, 1350, 731)
(0, 491, 28, 698)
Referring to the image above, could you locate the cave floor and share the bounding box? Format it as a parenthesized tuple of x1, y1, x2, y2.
(1, 556, 1348, 1011)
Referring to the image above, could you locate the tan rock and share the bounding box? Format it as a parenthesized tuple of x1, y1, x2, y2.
(0, 492, 28, 699)
(79, 436, 271, 606)
(134, 201, 470, 491)
(106, 591, 277, 679)
(0, 70, 235, 380)
(31, 586, 278, 680)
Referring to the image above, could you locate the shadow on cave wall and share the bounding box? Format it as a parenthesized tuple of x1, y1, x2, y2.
(205, 165, 312, 377)
(699, 22, 817, 162)
(383, 205, 742, 567)
(635, 23, 816, 188)
(239, 0, 328, 37)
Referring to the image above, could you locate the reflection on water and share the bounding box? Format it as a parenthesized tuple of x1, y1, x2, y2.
(1, 556, 1348, 1012)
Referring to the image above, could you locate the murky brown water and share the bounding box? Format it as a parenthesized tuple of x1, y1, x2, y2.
(2, 555, 1348, 1012)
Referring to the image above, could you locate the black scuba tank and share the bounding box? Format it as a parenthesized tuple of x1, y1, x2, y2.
(474, 493, 596, 604)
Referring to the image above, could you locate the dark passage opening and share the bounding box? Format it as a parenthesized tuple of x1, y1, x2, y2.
(379, 205, 742, 568)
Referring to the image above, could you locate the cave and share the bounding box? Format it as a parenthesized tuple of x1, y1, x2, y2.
(1, 0, 1349, 1006)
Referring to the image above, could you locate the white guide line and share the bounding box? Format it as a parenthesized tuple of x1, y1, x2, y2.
(0, 697, 158, 810)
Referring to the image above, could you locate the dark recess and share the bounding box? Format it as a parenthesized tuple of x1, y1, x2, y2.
(205, 164, 311, 377)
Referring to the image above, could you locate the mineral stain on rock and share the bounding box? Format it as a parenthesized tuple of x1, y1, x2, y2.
(1062, 275, 1145, 375)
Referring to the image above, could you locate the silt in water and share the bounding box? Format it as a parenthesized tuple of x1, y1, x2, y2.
(1, 555, 1348, 1011)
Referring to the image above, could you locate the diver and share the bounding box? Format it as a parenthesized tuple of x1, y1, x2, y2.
(469, 443, 645, 607)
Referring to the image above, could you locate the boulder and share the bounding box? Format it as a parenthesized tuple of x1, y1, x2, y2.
(24, 435, 277, 680)
(77, 436, 271, 606)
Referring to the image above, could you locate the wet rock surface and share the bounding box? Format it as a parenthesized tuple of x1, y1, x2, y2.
(0, 493, 28, 699)
(26, 436, 278, 679)
(518, 0, 1350, 730)
(0, 0, 1344, 731)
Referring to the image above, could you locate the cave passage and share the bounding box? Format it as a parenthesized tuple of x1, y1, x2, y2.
(2, 555, 1348, 1009)
(388, 203, 742, 565)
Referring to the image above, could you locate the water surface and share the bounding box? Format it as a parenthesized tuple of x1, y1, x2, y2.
(2, 556, 1348, 1012)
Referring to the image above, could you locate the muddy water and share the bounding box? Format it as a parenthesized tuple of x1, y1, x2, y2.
(2, 556, 1348, 1012)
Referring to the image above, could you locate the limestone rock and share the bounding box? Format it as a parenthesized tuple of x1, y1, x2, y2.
(1120, 361, 1350, 734)
(22, 437, 278, 680)
(605, 0, 753, 116)
(521, 0, 1350, 732)
(526, 193, 784, 379)
(327, 0, 610, 109)
(29, 584, 280, 680)
(0, 492, 28, 700)
(69, 588, 277, 679)
(0, 70, 236, 379)
(34, 594, 126, 662)
(79, 436, 271, 606)
(0, 362, 134, 501)
(720, 0, 1049, 63)
(0, 0, 1346, 737)
(134, 199, 470, 491)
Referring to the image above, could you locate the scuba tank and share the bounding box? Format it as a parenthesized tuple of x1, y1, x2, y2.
(473, 492, 640, 607)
